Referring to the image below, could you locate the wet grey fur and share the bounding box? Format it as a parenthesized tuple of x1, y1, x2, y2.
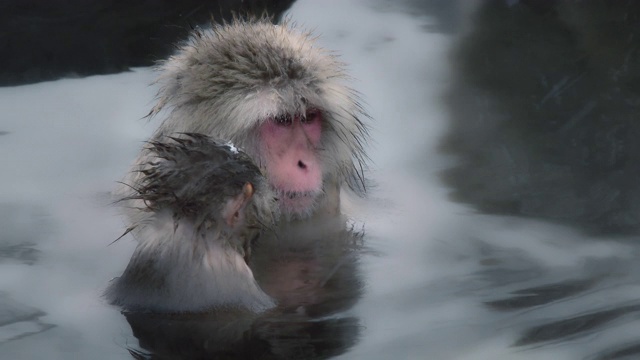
(123, 133, 274, 241)
(106, 134, 276, 313)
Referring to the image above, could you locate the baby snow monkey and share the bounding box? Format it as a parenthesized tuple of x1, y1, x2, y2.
(105, 134, 277, 313)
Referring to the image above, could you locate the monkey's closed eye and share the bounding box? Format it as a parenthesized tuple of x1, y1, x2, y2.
(302, 109, 321, 124)
(275, 114, 293, 126)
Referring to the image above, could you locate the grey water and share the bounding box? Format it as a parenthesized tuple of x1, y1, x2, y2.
(2, 0, 640, 359)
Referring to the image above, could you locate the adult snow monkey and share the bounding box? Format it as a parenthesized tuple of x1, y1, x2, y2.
(109, 18, 371, 313)
(122, 17, 371, 227)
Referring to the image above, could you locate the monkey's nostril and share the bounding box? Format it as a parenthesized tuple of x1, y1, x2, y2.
(297, 160, 307, 170)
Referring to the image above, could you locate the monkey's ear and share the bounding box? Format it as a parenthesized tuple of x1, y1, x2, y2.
(222, 183, 254, 228)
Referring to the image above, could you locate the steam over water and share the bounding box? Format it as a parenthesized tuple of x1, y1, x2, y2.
(2, 0, 640, 359)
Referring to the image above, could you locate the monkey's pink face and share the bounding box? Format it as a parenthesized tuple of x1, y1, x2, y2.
(259, 109, 324, 217)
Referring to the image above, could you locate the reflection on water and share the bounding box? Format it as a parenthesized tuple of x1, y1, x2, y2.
(0, 204, 54, 342)
(471, 237, 640, 348)
(125, 312, 359, 360)
(0, 203, 48, 266)
(122, 219, 364, 359)
(485, 278, 599, 311)
(0, 292, 55, 343)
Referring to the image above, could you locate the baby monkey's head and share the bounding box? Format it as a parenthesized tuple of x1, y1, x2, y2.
(125, 133, 276, 257)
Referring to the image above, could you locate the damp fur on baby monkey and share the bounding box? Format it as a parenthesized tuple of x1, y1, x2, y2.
(105, 133, 276, 313)
(125, 133, 276, 242)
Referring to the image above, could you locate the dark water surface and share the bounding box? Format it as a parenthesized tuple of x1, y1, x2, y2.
(2, 1, 640, 359)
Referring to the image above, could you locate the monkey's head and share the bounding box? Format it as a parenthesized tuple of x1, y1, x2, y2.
(149, 18, 370, 220)
(125, 134, 275, 252)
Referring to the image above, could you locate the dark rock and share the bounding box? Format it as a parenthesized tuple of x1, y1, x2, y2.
(442, 0, 640, 234)
(0, 0, 296, 86)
